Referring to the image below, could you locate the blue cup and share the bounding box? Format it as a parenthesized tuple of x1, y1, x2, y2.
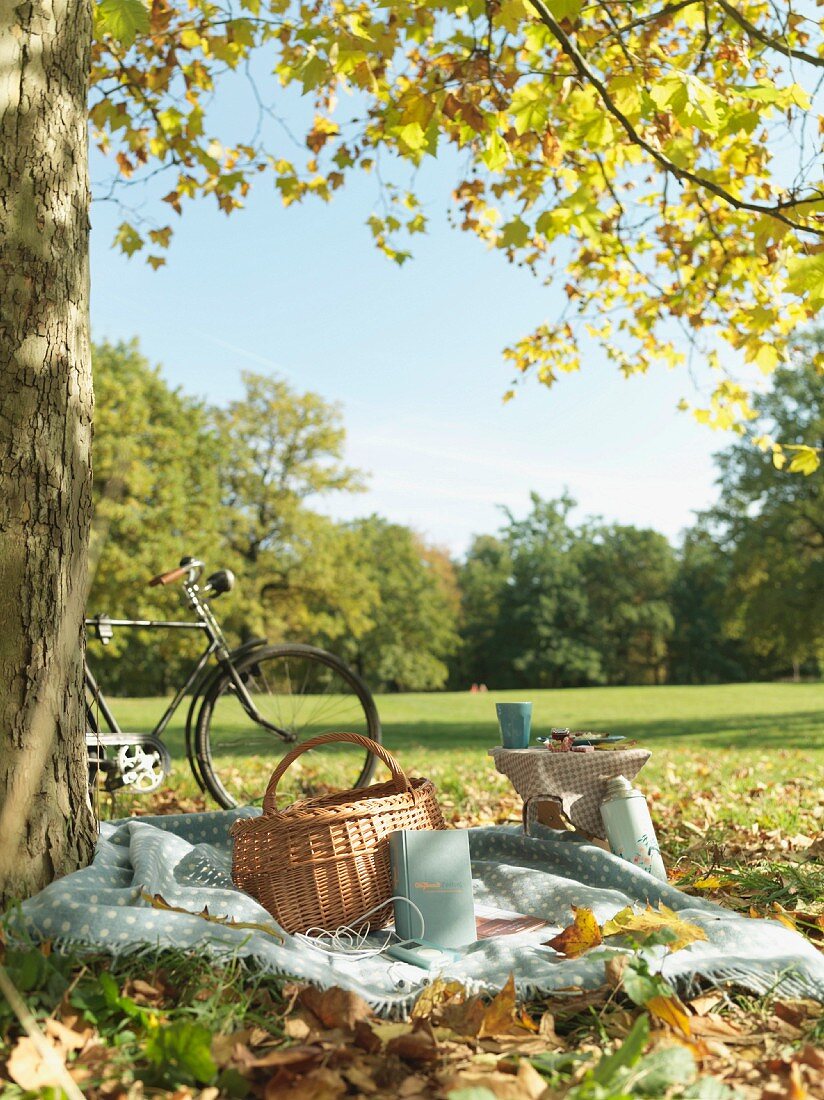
(496, 702, 533, 749)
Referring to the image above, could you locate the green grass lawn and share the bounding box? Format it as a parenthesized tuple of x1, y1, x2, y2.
(105, 682, 823, 845)
(5, 682, 820, 1098)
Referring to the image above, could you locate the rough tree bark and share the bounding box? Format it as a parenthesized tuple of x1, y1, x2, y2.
(0, 0, 96, 905)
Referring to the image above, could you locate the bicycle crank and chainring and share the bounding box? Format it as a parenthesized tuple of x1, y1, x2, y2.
(86, 733, 171, 793)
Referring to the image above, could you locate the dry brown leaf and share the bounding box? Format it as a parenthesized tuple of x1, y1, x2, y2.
(341, 1062, 379, 1093)
(385, 1018, 439, 1064)
(410, 977, 469, 1019)
(477, 974, 518, 1038)
(689, 991, 725, 1016)
(796, 1045, 824, 1072)
(604, 954, 628, 988)
(283, 1016, 312, 1040)
(690, 1013, 750, 1043)
(299, 985, 373, 1031)
(647, 994, 692, 1038)
(122, 978, 169, 1006)
(544, 907, 603, 958)
(440, 1059, 547, 1100)
(234, 1042, 324, 1072)
(353, 1019, 382, 1054)
(264, 1067, 348, 1100)
(7, 1036, 66, 1091)
(43, 1018, 88, 1052)
(398, 1076, 430, 1097)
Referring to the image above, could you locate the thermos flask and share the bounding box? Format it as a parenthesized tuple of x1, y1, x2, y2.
(600, 775, 667, 881)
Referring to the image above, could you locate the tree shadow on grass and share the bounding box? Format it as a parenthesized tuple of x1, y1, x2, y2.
(380, 711, 824, 754)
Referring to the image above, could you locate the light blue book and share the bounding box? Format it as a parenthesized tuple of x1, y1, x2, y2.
(389, 829, 476, 948)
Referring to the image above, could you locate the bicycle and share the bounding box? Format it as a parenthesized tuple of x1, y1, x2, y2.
(85, 556, 381, 808)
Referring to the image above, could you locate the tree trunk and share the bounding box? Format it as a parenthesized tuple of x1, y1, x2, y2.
(0, 0, 96, 906)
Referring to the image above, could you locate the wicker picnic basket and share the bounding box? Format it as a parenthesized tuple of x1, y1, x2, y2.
(230, 732, 445, 935)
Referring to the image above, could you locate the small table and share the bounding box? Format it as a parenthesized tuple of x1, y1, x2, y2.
(489, 746, 651, 840)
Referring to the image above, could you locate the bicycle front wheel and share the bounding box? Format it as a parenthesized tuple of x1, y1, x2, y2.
(195, 644, 381, 809)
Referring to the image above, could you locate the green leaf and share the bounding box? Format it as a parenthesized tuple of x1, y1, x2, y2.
(499, 217, 530, 249)
(144, 1020, 216, 1085)
(482, 130, 509, 172)
(787, 252, 824, 310)
(546, 0, 583, 19)
(591, 1013, 650, 1086)
(95, 0, 149, 46)
(785, 445, 821, 475)
(447, 1090, 499, 1100)
(510, 83, 550, 135)
(631, 1046, 696, 1095)
(114, 221, 144, 257)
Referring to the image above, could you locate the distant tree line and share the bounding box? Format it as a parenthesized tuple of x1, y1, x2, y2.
(88, 338, 822, 695)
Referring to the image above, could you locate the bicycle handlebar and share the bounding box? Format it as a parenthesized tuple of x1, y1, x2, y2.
(148, 566, 190, 587)
(148, 557, 205, 587)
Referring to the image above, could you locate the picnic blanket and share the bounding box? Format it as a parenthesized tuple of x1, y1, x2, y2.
(15, 810, 824, 1017)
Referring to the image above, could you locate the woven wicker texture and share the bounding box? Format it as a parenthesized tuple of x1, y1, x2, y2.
(231, 732, 445, 934)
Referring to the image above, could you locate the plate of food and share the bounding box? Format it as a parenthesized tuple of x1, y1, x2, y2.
(571, 733, 626, 746)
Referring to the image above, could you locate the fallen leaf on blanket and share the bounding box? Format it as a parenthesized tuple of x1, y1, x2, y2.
(141, 892, 284, 942)
(543, 907, 603, 958)
(601, 904, 707, 953)
(298, 985, 373, 1031)
(385, 1018, 439, 1064)
(646, 994, 692, 1038)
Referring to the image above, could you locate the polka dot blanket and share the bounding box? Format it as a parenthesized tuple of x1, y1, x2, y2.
(15, 810, 824, 1017)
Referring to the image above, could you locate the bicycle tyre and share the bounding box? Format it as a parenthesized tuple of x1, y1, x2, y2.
(195, 643, 381, 809)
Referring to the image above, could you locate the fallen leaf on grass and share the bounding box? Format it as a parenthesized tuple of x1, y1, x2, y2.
(602, 903, 707, 952)
(646, 994, 692, 1038)
(264, 1066, 347, 1100)
(543, 907, 603, 958)
(411, 977, 468, 1020)
(386, 1018, 439, 1064)
(477, 974, 517, 1038)
(7, 1036, 67, 1091)
(43, 1018, 88, 1051)
(604, 954, 628, 988)
(441, 1058, 547, 1100)
(298, 985, 373, 1031)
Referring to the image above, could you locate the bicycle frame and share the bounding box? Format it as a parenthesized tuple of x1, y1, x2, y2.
(85, 569, 290, 742)
(85, 618, 216, 739)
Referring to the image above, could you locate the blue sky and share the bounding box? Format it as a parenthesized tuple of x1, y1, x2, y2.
(89, 94, 723, 555)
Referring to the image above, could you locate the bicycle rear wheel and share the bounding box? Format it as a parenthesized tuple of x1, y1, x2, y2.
(195, 644, 381, 809)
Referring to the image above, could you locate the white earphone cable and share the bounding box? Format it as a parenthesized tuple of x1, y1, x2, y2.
(294, 895, 426, 959)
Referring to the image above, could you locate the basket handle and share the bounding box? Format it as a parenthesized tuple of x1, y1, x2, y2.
(262, 732, 410, 814)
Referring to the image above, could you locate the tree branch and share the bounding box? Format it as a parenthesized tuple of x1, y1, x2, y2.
(715, 0, 824, 69)
(526, 0, 824, 236)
